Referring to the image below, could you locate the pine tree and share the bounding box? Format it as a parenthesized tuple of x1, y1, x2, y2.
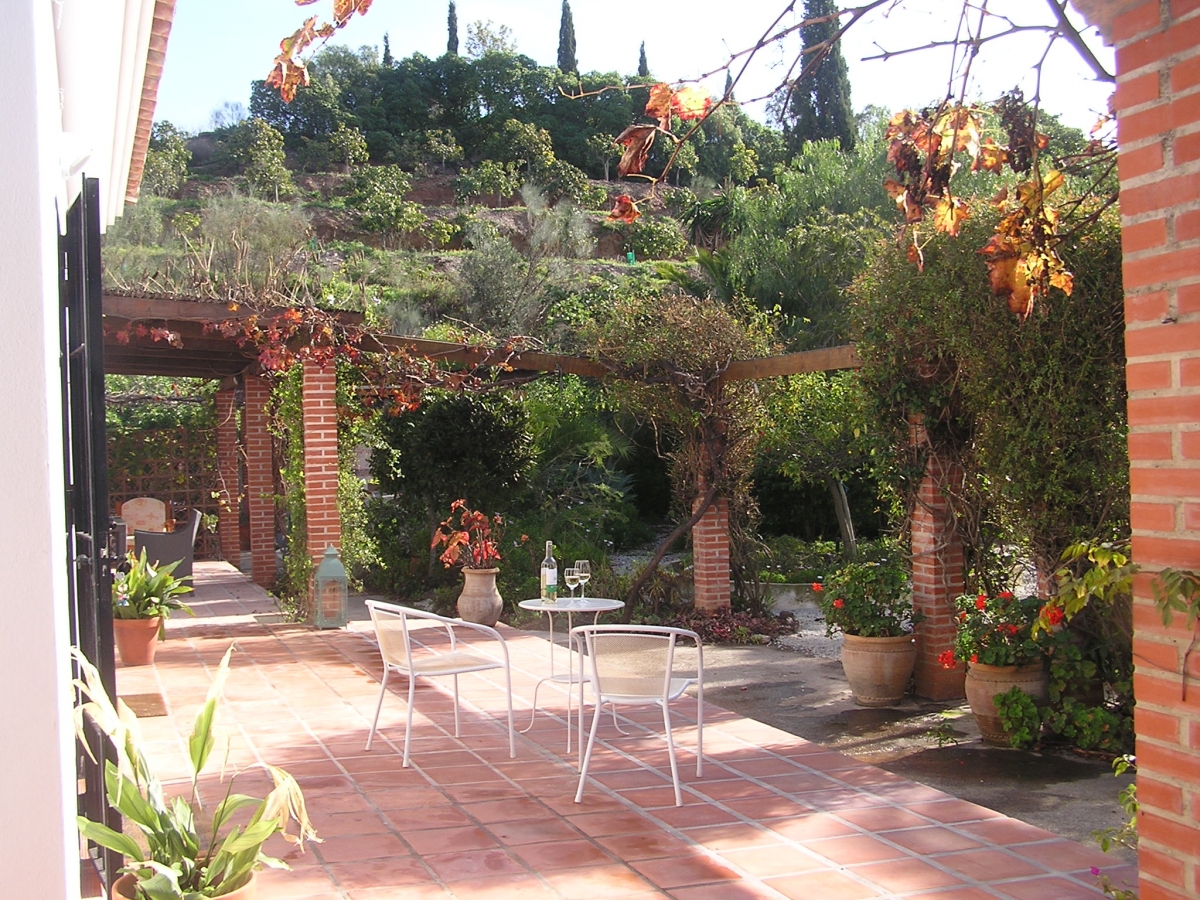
(784, 0, 855, 152)
(637, 42, 649, 78)
(382, 33, 393, 67)
(557, 1, 578, 74)
(447, 1, 459, 56)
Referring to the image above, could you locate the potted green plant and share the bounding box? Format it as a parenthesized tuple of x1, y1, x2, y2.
(431, 499, 506, 626)
(112, 549, 195, 666)
(941, 591, 1048, 744)
(817, 555, 919, 706)
(74, 645, 318, 900)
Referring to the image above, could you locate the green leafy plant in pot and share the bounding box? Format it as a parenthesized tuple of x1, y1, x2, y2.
(112, 549, 194, 666)
(817, 554, 920, 706)
(74, 645, 319, 899)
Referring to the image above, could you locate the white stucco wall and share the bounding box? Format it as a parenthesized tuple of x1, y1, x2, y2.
(0, 2, 79, 897)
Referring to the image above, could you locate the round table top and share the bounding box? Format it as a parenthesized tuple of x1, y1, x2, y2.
(519, 597, 624, 613)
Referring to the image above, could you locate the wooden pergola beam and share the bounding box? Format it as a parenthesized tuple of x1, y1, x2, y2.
(722, 345, 861, 382)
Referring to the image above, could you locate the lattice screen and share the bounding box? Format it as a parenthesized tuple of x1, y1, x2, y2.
(108, 426, 223, 559)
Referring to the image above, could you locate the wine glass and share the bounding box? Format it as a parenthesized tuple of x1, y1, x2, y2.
(574, 560, 591, 599)
(564, 567, 580, 600)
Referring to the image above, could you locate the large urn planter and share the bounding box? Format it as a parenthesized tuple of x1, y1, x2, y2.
(965, 663, 1048, 745)
(113, 616, 163, 667)
(113, 872, 256, 900)
(457, 567, 503, 626)
(840, 633, 917, 707)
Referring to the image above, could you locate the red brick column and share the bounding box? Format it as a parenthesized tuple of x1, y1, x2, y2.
(302, 360, 341, 576)
(1103, 4, 1200, 896)
(910, 420, 966, 700)
(214, 387, 240, 563)
(244, 373, 276, 587)
(692, 490, 731, 613)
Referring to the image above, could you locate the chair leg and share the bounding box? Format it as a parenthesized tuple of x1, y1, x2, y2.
(662, 702, 682, 807)
(696, 693, 703, 776)
(365, 668, 390, 751)
(502, 663, 515, 759)
(402, 675, 416, 768)
(452, 673, 461, 738)
(520, 677, 548, 734)
(574, 700, 604, 803)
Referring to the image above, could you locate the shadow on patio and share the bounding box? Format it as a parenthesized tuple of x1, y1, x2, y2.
(111, 562, 1136, 900)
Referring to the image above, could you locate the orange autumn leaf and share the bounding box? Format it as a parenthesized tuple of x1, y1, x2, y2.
(671, 86, 711, 120)
(1050, 269, 1074, 295)
(615, 125, 656, 178)
(607, 194, 641, 224)
(645, 83, 673, 129)
(932, 197, 970, 236)
(972, 140, 1009, 174)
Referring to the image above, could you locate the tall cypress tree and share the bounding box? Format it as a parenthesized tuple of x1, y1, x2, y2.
(637, 42, 649, 77)
(557, 1, 578, 74)
(447, 1, 459, 56)
(382, 33, 393, 67)
(785, 0, 855, 151)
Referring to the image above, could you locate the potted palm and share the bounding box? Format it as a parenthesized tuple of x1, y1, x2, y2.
(74, 645, 319, 899)
(942, 591, 1047, 744)
(431, 499, 506, 626)
(112, 549, 194, 666)
(817, 555, 919, 706)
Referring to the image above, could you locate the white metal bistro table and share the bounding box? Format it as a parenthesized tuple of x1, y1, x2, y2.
(518, 596, 624, 749)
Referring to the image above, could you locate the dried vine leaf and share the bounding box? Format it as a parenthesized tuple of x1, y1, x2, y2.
(933, 196, 970, 237)
(616, 125, 656, 178)
(645, 84, 674, 130)
(671, 86, 711, 120)
(608, 194, 641, 224)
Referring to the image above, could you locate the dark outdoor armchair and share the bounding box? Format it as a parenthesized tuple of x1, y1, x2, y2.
(135, 508, 203, 580)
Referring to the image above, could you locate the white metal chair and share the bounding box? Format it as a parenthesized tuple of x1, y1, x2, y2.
(364, 600, 515, 767)
(570, 624, 703, 806)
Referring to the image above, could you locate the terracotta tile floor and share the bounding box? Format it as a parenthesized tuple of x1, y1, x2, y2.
(110, 563, 1137, 899)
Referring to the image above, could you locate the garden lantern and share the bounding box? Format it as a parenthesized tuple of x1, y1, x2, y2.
(313, 546, 348, 629)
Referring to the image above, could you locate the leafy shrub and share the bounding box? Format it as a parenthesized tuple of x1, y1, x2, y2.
(818, 554, 915, 637)
(629, 216, 689, 260)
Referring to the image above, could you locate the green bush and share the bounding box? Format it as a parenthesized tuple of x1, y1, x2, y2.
(629, 216, 689, 260)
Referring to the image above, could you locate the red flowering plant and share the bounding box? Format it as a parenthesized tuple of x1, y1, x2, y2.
(430, 500, 504, 569)
(817, 557, 918, 638)
(942, 591, 1046, 669)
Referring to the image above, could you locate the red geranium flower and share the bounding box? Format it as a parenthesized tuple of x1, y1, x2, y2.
(938, 650, 957, 669)
(1043, 605, 1064, 626)
(970, 653, 979, 664)
(998, 591, 1014, 601)
(833, 598, 845, 608)
(975, 595, 988, 610)
(812, 583, 823, 592)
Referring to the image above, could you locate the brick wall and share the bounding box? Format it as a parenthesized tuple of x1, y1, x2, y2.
(244, 374, 276, 587)
(909, 419, 967, 700)
(214, 387, 240, 562)
(1108, 2, 1200, 897)
(302, 360, 341, 575)
(693, 493, 731, 613)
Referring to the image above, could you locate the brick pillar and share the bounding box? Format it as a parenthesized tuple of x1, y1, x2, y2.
(302, 360, 341, 577)
(244, 373, 276, 587)
(214, 386, 240, 563)
(909, 419, 966, 700)
(1101, 3, 1200, 896)
(692, 481, 731, 613)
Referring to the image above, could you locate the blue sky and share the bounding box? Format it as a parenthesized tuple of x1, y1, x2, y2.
(156, 0, 1115, 134)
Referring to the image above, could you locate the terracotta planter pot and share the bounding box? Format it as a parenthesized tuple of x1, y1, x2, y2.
(113, 617, 163, 667)
(840, 633, 917, 707)
(457, 567, 503, 626)
(965, 662, 1049, 745)
(112, 872, 256, 899)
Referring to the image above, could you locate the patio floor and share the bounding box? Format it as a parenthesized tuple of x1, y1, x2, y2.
(109, 562, 1137, 900)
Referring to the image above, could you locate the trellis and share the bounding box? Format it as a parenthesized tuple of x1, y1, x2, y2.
(107, 425, 222, 560)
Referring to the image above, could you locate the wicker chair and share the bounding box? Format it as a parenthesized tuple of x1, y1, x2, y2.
(134, 508, 202, 580)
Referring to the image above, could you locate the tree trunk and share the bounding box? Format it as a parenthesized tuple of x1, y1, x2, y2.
(827, 475, 857, 561)
(620, 484, 719, 622)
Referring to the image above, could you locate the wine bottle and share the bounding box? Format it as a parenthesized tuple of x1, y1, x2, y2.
(540, 540, 558, 603)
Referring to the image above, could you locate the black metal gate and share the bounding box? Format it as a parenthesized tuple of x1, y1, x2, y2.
(61, 177, 123, 890)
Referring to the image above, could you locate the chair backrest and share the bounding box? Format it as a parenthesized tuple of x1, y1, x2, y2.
(574, 625, 699, 702)
(365, 600, 420, 672)
(120, 497, 167, 536)
(184, 508, 203, 542)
